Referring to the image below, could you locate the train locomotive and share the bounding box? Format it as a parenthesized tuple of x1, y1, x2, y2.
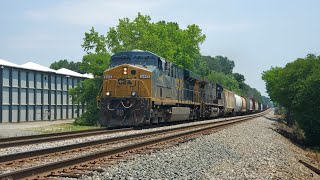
(98, 50, 265, 127)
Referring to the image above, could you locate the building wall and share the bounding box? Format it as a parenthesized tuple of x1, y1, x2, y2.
(0, 66, 84, 123)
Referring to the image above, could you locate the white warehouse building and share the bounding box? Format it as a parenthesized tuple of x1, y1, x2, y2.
(0, 59, 93, 123)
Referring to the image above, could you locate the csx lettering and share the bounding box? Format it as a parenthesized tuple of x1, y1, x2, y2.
(118, 79, 132, 85)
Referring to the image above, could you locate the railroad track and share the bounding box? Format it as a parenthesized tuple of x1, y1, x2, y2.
(0, 127, 133, 149)
(0, 109, 270, 180)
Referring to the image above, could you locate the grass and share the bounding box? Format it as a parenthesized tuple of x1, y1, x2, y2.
(26, 123, 100, 133)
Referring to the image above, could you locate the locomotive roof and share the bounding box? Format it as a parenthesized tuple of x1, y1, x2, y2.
(111, 50, 165, 60)
(104, 63, 153, 72)
(112, 50, 210, 82)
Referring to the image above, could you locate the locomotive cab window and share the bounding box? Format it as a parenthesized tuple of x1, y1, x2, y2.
(158, 58, 163, 70)
(217, 92, 222, 99)
(174, 66, 177, 78)
(171, 65, 174, 77)
(165, 61, 168, 72)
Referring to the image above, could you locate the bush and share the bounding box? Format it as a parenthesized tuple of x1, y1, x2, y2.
(262, 54, 320, 146)
(73, 103, 101, 126)
(293, 70, 320, 146)
(69, 77, 103, 126)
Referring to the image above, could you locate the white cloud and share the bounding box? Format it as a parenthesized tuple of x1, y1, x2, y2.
(26, 0, 167, 26)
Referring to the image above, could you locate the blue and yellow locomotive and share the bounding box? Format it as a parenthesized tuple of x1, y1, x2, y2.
(98, 50, 225, 127)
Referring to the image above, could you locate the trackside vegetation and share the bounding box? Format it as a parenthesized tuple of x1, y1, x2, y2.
(50, 13, 270, 126)
(262, 54, 320, 146)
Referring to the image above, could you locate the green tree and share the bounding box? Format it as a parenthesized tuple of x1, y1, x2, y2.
(50, 59, 84, 74)
(233, 73, 245, 83)
(81, 53, 110, 77)
(194, 55, 235, 76)
(69, 77, 103, 126)
(50, 59, 69, 70)
(215, 56, 235, 74)
(194, 55, 264, 101)
(207, 71, 242, 95)
(69, 53, 111, 126)
(262, 54, 320, 146)
(82, 27, 107, 54)
(68, 62, 83, 73)
(293, 69, 320, 145)
(262, 67, 286, 104)
(82, 13, 206, 69)
(193, 55, 210, 77)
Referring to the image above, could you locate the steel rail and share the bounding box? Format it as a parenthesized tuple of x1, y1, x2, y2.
(298, 160, 320, 175)
(0, 110, 270, 180)
(0, 128, 106, 143)
(0, 110, 269, 163)
(0, 128, 133, 149)
(0, 113, 263, 163)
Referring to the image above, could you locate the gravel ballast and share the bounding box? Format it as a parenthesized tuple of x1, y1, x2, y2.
(0, 116, 244, 155)
(83, 111, 319, 180)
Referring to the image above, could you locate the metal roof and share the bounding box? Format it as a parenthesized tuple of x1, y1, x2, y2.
(56, 68, 84, 77)
(82, 73, 94, 79)
(56, 68, 93, 78)
(1, 59, 93, 78)
(21, 62, 57, 72)
(0, 58, 21, 68)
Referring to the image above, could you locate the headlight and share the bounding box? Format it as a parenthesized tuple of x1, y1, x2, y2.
(123, 67, 128, 75)
(131, 91, 137, 96)
(106, 91, 111, 96)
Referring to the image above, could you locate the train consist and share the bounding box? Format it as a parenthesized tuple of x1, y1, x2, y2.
(98, 50, 267, 127)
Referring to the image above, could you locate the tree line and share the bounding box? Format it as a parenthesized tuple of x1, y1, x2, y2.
(262, 54, 320, 146)
(50, 13, 269, 126)
(193, 55, 268, 104)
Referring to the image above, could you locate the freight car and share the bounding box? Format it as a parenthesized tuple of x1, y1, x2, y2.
(246, 98, 253, 113)
(98, 50, 264, 127)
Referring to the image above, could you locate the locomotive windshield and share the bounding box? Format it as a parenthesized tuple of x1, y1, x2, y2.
(110, 55, 156, 67)
(109, 56, 131, 66)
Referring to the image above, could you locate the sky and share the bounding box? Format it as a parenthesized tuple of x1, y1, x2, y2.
(1, 0, 320, 96)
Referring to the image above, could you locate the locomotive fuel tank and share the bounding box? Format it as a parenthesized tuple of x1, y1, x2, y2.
(169, 107, 191, 121)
